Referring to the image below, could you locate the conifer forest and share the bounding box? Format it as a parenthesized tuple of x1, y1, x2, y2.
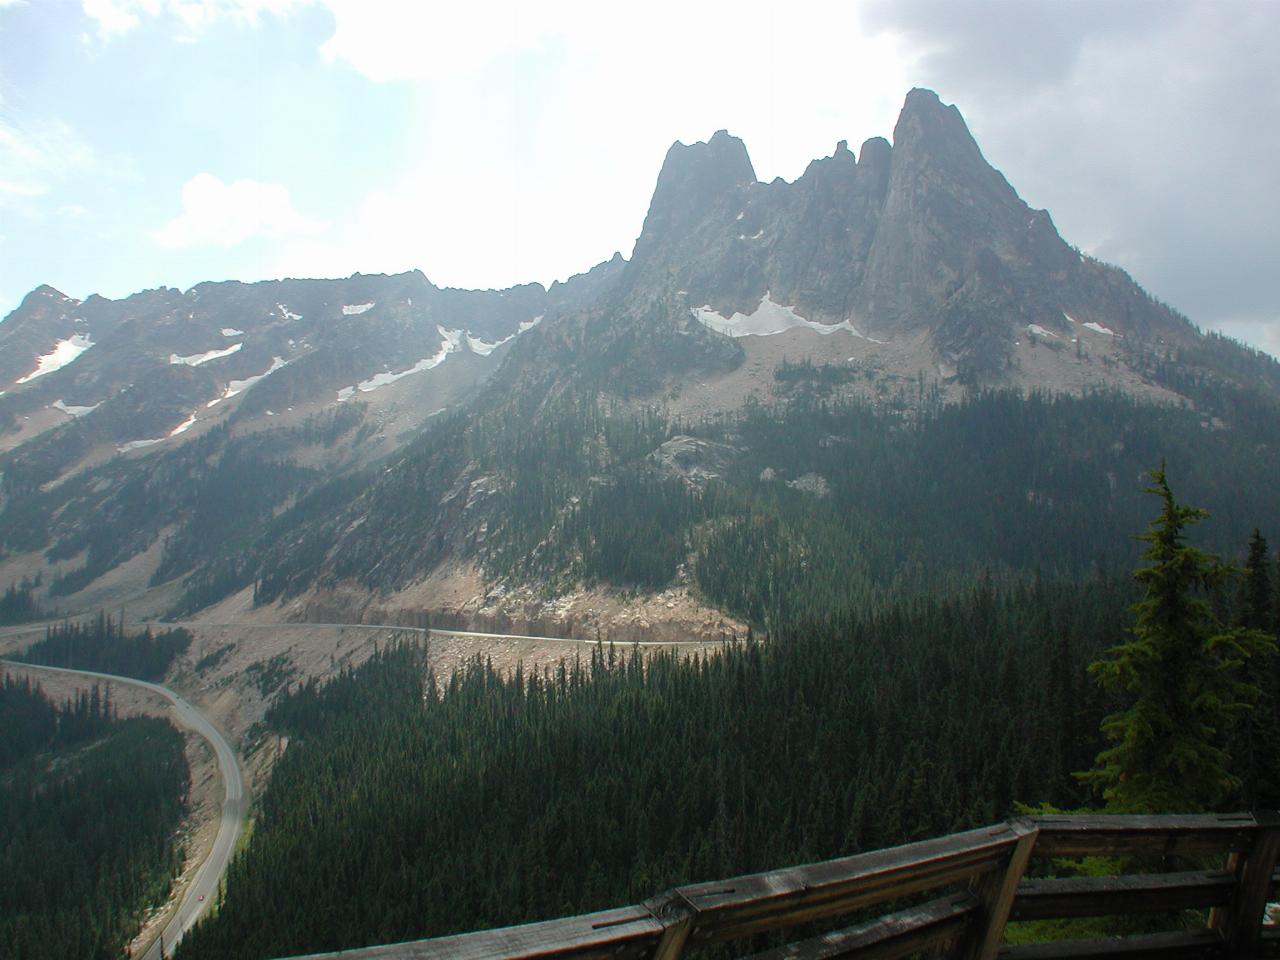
(0, 675, 189, 960)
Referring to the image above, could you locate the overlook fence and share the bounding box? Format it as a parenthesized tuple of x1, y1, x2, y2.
(284, 813, 1280, 960)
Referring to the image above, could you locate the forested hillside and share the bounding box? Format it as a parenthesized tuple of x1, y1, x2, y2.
(0, 675, 189, 960)
(177, 530, 1280, 959)
(214, 384, 1280, 634)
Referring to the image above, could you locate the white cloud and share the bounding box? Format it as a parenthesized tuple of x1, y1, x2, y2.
(316, 1, 554, 83)
(271, 2, 915, 288)
(81, 0, 307, 39)
(0, 178, 47, 198)
(81, 0, 139, 39)
(0, 117, 98, 209)
(155, 173, 326, 249)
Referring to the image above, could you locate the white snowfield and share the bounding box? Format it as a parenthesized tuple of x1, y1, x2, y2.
(207, 356, 287, 408)
(119, 408, 200, 451)
(333, 314, 543, 401)
(337, 326, 463, 401)
(276, 304, 302, 320)
(342, 302, 375, 316)
(694, 293, 881, 341)
(1083, 321, 1118, 337)
(118, 437, 165, 453)
(169, 412, 198, 436)
(53, 399, 101, 417)
(466, 332, 513, 356)
(16, 333, 94, 384)
(220, 327, 245, 337)
(1027, 324, 1058, 338)
(170, 343, 242, 366)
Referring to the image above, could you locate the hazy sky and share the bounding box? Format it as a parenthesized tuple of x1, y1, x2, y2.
(1, 1, 1276, 354)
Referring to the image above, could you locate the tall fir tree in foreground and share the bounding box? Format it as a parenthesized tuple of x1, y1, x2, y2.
(1080, 465, 1275, 812)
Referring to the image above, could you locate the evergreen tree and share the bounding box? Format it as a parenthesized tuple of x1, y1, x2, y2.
(1079, 466, 1275, 812)
(1240, 528, 1275, 633)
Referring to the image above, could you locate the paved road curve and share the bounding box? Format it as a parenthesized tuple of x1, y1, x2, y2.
(0, 660, 244, 960)
(0, 621, 725, 953)
(157, 620, 737, 647)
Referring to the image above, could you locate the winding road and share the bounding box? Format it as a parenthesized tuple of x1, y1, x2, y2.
(0, 659, 245, 960)
(0, 617, 728, 956)
(158, 621, 736, 647)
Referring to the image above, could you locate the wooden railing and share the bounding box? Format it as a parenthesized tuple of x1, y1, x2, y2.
(281, 813, 1280, 960)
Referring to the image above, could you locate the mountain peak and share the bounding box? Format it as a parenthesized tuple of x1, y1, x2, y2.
(657, 130, 756, 198)
(632, 130, 756, 258)
(893, 88, 980, 157)
(18, 284, 74, 309)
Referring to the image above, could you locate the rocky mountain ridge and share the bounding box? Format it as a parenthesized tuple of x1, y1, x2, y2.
(2, 88, 1278, 629)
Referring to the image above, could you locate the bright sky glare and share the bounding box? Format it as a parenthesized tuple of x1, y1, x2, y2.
(0, 1, 1276, 355)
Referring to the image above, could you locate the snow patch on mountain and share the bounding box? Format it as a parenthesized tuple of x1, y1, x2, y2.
(342, 302, 375, 316)
(1083, 321, 1118, 337)
(221, 327, 245, 336)
(118, 437, 165, 453)
(337, 327, 463, 401)
(52, 399, 101, 417)
(276, 304, 302, 320)
(207, 356, 287, 408)
(694, 294, 880, 341)
(170, 343, 242, 366)
(16, 333, 94, 384)
(169, 412, 197, 436)
(466, 333, 513, 356)
(466, 313, 546, 356)
(1027, 324, 1058, 338)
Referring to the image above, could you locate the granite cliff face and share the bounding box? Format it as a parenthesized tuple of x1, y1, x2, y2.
(592, 88, 1199, 388)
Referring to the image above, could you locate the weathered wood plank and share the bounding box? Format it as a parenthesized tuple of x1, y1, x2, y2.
(1010, 871, 1236, 920)
(739, 893, 978, 960)
(1223, 812, 1280, 956)
(277, 905, 664, 960)
(998, 927, 1227, 959)
(693, 855, 1003, 943)
(960, 819, 1039, 960)
(1029, 814, 1258, 858)
(273, 815, 1280, 960)
(680, 823, 1024, 941)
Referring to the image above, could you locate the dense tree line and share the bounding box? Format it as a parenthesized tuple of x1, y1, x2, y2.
(0, 674, 115, 766)
(180, 576, 1140, 959)
(0, 675, 189, 960)
(0, 576, 44, 625)
(14, 613, 192, 681)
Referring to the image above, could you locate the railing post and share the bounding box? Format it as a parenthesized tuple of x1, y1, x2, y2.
(957, 818, 1039, 960)
(646, 891, 697, 960)
(1215, 810, 1280, 958)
